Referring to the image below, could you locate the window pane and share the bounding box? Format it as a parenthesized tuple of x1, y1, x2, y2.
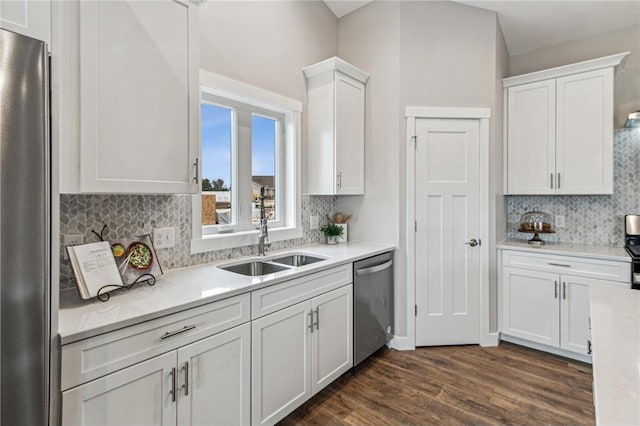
(251, 115, 277, 223)
(201, 103, 233, 226)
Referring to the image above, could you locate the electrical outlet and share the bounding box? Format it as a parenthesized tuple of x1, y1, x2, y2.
(153, 227, 175, 249)
(62, 234, 84, 260)
(556, 215, 565, 228)
(310, 215, 320, 230)
(63, 234, 84, 246)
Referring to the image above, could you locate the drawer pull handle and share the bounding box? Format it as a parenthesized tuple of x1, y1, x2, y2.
(587, 340, 592, 355)
(314, 307, 320, 331)
(161, 325, 196, 340)
(554, 281, 558, 299)
(563, 282, 566, 300)
(548, 262, 571, 268)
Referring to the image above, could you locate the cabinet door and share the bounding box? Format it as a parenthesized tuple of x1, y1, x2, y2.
(506, 80, 556, 194)
(311, 285, 353, 395)
(502, 267, 560, 347)
(177, 323, 250, 426)
(556, 68, 613, 194)
(78, 0, 199, 193)
(251, 301, 312, 426)
(62, 351, 177, 426)
(335, 72, 365, 195)
(560, 275, 593, 354)
(0, 0, 50, 45)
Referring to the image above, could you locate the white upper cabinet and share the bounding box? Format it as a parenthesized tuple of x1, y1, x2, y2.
(54, 0, 199, 194)
(304, 57, 368, 195)
(503, 52, 628, 195)
(0, 0, 50, 46)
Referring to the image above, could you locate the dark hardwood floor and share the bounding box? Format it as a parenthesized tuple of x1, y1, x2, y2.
(280, 342, 594, 425)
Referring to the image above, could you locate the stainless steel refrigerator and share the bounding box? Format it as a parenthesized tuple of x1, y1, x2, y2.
(0, 28, 50, 426)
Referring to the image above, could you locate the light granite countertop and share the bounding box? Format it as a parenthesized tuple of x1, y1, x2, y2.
(497, 239, 631, 263)
(590, 283, 640, 426)
(58, 241, 395, 345)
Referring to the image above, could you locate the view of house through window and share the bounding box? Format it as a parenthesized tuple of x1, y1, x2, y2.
(251, 115, 277, 223)
(201, 103, 233, 226)
(200, 96, 281, 232)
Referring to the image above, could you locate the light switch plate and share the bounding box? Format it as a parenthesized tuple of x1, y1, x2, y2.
(62, 234, 84, 259)
(153, 227, 175, 249)
(310, 215, 320, 230)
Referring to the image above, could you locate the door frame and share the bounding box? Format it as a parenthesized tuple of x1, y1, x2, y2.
(405, 107, 493, 349)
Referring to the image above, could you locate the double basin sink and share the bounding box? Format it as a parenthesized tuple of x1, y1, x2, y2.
(219, 253, 327, 276)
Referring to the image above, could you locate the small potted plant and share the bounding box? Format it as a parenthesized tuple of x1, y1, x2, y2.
(320, 222, 344, 245)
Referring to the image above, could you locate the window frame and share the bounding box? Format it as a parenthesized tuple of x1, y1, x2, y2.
(191, 71, 302, 254)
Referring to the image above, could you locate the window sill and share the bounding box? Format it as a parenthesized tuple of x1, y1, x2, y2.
(190, 226, 303, 254)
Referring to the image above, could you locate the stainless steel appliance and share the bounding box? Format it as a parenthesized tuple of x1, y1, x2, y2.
(624, 215, 640, 290)
(354, 251, 394, 366)
(0, 28, 50, 425)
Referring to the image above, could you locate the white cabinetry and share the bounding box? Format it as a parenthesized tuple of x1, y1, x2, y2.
(504, 53, 627, 195)
(0, 0, 50, 45)
(61, 294, 251, 426)
(54, 0, 199, 194)
(304, 57, 369, 195)
(500, 248, 630, 360)
(251, 284, 353, 426)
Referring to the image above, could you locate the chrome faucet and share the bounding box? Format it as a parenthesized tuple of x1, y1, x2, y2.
(257, 186, 270, 256)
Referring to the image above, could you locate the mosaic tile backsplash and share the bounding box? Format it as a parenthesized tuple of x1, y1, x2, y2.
(507, 129, 640, 246)
(60, 194, 336, 289)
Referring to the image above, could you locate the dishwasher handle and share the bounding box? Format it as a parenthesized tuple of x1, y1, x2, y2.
(356, 260, 393, 276)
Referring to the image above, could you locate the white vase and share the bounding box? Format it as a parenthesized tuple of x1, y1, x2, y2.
(335, 224, 347, 243)
(327, 236, 337, 245)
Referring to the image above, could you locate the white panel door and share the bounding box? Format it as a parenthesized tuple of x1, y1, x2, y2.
(62, 351, 177, 426)
(559, 275, 593, 355)
(311, 285, 353, 395)
(177, 323, 250, 426)
(78, 0, 199, 193)
(507, 80, 556, 194)
(335, 72, 365, 195)
(252, 301, 312, 426)
(502, 267, 560, 347)
(556, 68, 613, 194)
(415, 118, 481, 346)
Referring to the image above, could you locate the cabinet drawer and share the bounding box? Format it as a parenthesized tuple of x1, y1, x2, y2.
(61, 293, 250, 391)
(251, 264, 352, 319)
(502, 250, 630, 283)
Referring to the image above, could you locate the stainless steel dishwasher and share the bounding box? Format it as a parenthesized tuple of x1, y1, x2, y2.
(354, 251, 394, 366)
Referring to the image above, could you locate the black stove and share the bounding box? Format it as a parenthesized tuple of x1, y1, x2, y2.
(624, 215, 640, 289)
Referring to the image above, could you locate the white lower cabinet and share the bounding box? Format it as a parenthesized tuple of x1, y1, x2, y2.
(62, 351, 177, 426)
(501, 249, 630, 358)
(502, 267, 560, 347)
(62, 323, 250, 426)
(178, 324, 251, 426)
(251, 284, 353, 426)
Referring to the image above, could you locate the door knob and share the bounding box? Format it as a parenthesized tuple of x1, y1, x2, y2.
(465, 239, 479, 247)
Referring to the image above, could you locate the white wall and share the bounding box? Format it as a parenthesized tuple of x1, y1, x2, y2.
(490, 21, 509, 332)
(510, 24, 640, 128)
(336, 0, 401, 328)
(199, 1, 338, 192)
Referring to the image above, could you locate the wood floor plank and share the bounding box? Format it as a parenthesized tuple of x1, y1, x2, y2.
(280, 342, 594, 425)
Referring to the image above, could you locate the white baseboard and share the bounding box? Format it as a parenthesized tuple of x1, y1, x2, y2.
(501, 334, 592, 364)
(481, 332, 500, 347)
(389, 335, 414, 351)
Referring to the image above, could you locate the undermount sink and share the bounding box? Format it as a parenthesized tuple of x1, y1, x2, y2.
(270, 254, 326, 267)
(219, 261, 291, 276)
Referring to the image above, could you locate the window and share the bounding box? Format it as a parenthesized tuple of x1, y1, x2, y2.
(191, 71, 302, 253)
